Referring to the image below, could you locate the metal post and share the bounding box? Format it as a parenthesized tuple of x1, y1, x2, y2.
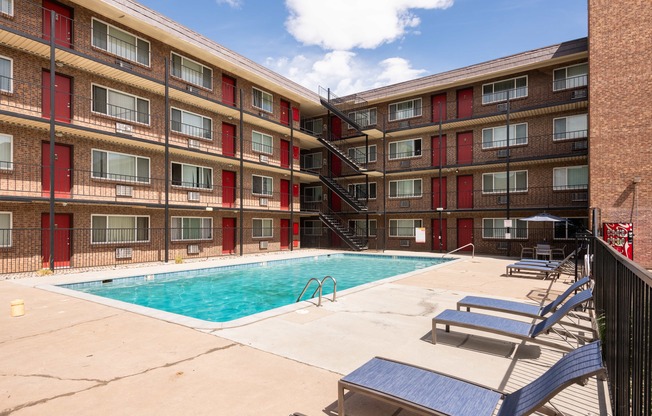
(239, 90, 244, 256)
(164, 57, 170, 263)
(438, 101, 443, 252)
(382, 117, 387, 252)
(289, 117, 295, 251)
(505, 89, 511, 255)
(48, 11, 56, 271)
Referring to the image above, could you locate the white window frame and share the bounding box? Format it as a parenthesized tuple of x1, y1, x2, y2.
(252, 218, 273, 238)
(349, 219, 377, 237)
(91, 18, 151, 67)
(348, 182, 377, 200)
(304, 186, 322, 203)
(0, 133, 13, 170)
(302, 152, 322, 170)
(389, 219, 423, 238)
(482, 170, 528, 194)
(171, 217, 213, 241)
(0, 55, 13, 93)
(388, 98, 422, 121)
(388, 138, 422, 160)
(348, 144, 377, 164)
(252, 131, 273, 155)
(553, 165, 588, 190)
(553, 114, 588, 141)
(303, 220, 323, 236)
(252, 87, 273, 113)
(171, 107, 212, 140)
(91, 149, 150, 183)
(482, 218, 528, 239)
(0, 211, 12, 247)
(91, 83, 150, 125)
(553, 63, 588, 91)
(389, 179, 422, 199)
(90, 214, 150, 244)
(171, 162, 213, 190)
(347, 108, 377, 129)
(554, 217, 589, 240)
(0, 0, 14, 16)
(482, 123, 528, 149)
(252, 174, 273, 196)
(482, 75, 528, 104)
(171, 52, 213, 90)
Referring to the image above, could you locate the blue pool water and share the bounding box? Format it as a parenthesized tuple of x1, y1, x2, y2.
(62, 253, 450, 322)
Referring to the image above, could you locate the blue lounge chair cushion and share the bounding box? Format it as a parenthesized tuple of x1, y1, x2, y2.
(458, 296, 542, 316)
(436, 309, 533, 337)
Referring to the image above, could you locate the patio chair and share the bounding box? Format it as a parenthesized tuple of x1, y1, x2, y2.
(519, 244, 534, 259)
(535, 243, 552, 260)
(338, 341, 605, 416)
(457, 276, 591, 318)
(432, 289, 593, 351)
(551, 245, 566, 260)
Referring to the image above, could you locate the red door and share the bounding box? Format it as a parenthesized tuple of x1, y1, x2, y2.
(42, 71, 72, 122)
(280, 140, 290, 168)
(280, 219, 290, 250)
(222, 218, 236, 254)
(457, 175, 473, 209)
(222, 75, 236, 106)
(330, 116, 342, 140)
(222, 170, 236, 207)
(331, 152, 342, 176)
(432, 177, 447, 209)
(222, 123, 236, 157)
(431, 134, 447, 167)
(292, 107, 300, 123)
(293, 222, 299, 247)
(42, 142, 71, 197)
(280, 99, 290, 126)
(280, 179, 290, 210)
(41, 213, 72, 268)
(331, 191, 342, 212)
(457, 87, 473, 119)
(432, 219, 447, 252)
(42, 0, 73, 48)
(456, 131, 473, 164)
(431, 93, 447, 122)
(457, 218, 474, 251)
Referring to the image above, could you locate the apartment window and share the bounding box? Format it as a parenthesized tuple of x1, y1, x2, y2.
(0, 212, 11, 247)
(302, 118, 323, 135)
(171, 217, 212, 241)
(483, 218, 528, 239)
(553, 114, 588, 140)
(348, 182, 376, 199)
(348, 108, 377, 128)
(348, 145, 377, 164)
(92, 85, 150, 125)
(252, 218, 273, 238)
(349, 219, 377, 237)
(171, 108, 212, 140)
(554, 218, 588, 240)
(553, 63, 588, 91)
(388, 138, 421, 160)
(389, 179, 422, 198)
(482, 123, 527, 149)
(171, 53, 212, 89)
(302, 152, 322, 170)
(252, 175, 273, 196)
(252, 131, 273, 154)
(389, 219, 422, 237)
(0, 0, 13, 16)
(553, 166, 588, 190)
(482, 76, 528, 104)
(252, 87, 273, 113)
(389, 98, 422, 121)
(304, 186, 322, 202)
(0, 56, 12, 93)
(92, 149, 150, 183)
(171, 162, 212, 189)
(0, 133, 12, 170)
(91, 215, 149, 243)
(303, 220, 322, 236)
(482, 171, 527, 193)
(92, 18, 150, 66)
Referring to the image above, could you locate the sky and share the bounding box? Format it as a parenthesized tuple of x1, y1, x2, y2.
(138, 0, 588, 96)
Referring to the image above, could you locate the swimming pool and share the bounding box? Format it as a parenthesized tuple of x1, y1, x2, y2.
(60, 253, 452, 324)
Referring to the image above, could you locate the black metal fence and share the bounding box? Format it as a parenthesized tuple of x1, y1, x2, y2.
(592, 236, 651, 416)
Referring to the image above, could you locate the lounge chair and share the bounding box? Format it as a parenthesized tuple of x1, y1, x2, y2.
(506, 249, 576, 279)
(432, 289, 593, 350)
(338, 341, 605, 416)
(457, 276, 591, 318)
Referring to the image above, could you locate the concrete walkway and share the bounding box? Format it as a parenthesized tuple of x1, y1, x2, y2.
(0, 251, 610, 415)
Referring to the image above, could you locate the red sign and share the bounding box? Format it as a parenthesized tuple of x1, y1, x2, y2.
(602, 223, 633, 260)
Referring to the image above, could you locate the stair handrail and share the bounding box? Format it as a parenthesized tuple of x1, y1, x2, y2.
(319, 172, 368, 212)
(442, 243, 475, 259)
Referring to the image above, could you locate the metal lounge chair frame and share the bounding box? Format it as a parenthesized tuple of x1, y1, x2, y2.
(506, 249, 577, 279)
(338, 341, 605, 416)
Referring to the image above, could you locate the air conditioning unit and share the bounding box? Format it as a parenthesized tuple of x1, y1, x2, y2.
(116, 60, 132, 70)
(399, 240, 410, 247)
(572, 140, 588, 151)
(115, 247, 133, 259)
(496, 103, 508, 112)
(496, 242, 509, 250)
(259, 112, 270, 119)
(572, 192, 588, 202)
(259, 197, 268, 206)
(115, 185, 133, 197)
(188, 191, 200, 202)
(187, 244, 200, 254)
(398, 121, 410, 128)
(571, 88, 588, 100)
(186, 85, 199, 94)
(497, 195, 508, 204)
(399, 200, 410, 208)
(399, 160, 411, 168)
(259, 154, 269, 163)
(497, 149, 509, 158)
(259, 240, 268, 249)
(115, 122, 133, 135)
(188, 139, 200, 149)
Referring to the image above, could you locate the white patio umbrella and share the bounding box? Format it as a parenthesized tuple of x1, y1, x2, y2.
(520, 213, 568, 222)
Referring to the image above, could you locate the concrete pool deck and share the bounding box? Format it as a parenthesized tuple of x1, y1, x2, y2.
(0, 251, 610, 415)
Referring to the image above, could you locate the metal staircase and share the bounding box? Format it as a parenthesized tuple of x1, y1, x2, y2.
(319, 208, 367, 251)
(319, 175, 368, 212)
(316, 136, 367, 172)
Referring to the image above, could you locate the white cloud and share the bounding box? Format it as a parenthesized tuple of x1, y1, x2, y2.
(285, 0, 453, 50)
(216, 0, 242, 8)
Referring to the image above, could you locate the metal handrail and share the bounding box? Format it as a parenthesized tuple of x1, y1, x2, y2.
(316, 275, 337, 303)
(442, 243, 475, 258)
(297, 276, 337, 307)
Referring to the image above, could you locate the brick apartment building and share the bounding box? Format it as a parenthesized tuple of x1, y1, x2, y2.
(0, 0, 645, 273)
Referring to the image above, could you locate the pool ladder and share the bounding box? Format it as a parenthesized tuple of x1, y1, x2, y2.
(296, 276, 337, 307)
